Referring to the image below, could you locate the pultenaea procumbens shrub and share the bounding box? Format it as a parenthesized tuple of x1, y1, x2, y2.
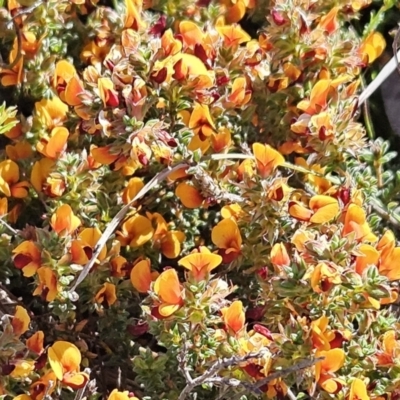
(0, 0, 399, 399)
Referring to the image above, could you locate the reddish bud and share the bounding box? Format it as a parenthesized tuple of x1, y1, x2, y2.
(105, 59, 115, 71)
(253, 324, 273, 340)
(13, 254, 31, 269)
(216, 75, 230, 86)
(1, 364, 15, 375)
(318, 126, 328, 140)
(127, 321, 149, 336)
(138, 153, 149, 166)
(338, 187, 351, 206)
(106, 91, 119, 107)
(197, 0, 212, 6)
(246, 306, 265, 321)
(218, 248, 240, 264)
(149, 14, 167, 37)
(242, 363, 263, 378)
(151, 67, 168, 84)
(329, 331, 346, 349)
(271, 10, 286, 26)
(257, 266, 268, 280)
(173, 59, 186, 81)
(34, 352, 47, 370)
(194, 44, 211, 68)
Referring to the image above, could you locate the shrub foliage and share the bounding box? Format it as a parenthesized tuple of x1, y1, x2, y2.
(0, 0, 400, 399)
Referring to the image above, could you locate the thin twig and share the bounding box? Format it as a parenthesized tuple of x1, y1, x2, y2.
(230, 357, 323, 400)
(0, 217, 19, 235)
(393, 25, 400, 74)
(0, 1, 44, 70)
(191, 165, 244, 203)
(358, 48, 400, 106)
(73, 376, 89, 400)
(70, 163, 188, 292)
(286, 387, 298, 400)
(177, 350, 270, 400)
(370, 198, 400, 230)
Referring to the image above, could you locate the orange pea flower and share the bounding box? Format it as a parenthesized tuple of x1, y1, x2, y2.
(37, 127, 69, 159)
(30, 371, 57, 399)
(175, 182, 204, 208)
(98, 77, 119, 107)
(13, 241, 42, 277)
(315, 348, 345, 393)
(309, 263, 341, 293)
(33, 267, 58, 302)
(226, 76, 251, 107)
(216, 23, 251, 47)
(317, 6, 339, 34)
(147, 212, 186, 258)
(10, 360, 35, 378)
(0, 38, 23, 86)
(48, 341, 89, 389)
(221, 0, 248, 23)
(189, 103, 216, 139)
(161, 29, 182, 56)
(270, 243, 290, 270)
(295, 157, 332, 194)
(310, 316, 350, 351)
(108, 389, 139, 400)
(0, 160, 29, 198)
(221, 203, 244, 220)
(50, 204, 81, 236)
(355, 244, 379, 275)
(70, 227, 107, 265)
(91, 145, 121, 165)
(130, 258, 159, 293)
(34, 96, 68, 130)
(179, 20, 204, 48)
(124, 0, 145, 31)
(221, 300, 245, 336)
(81, 40, 111, 67)
(237, 158, 255, 180)
(117, 214, 154, 247)
(266, 178, 291, 202)
(252, 143, 284, 178)
(211, 127, 232, 153)
(14, 395, 32, 400)
(6, 141, 33, 161)
(53, 60, 85, 106)
(377, 230, 395, 260)
(31, 158, 65, 197)
(211, 218, 242, 263)
(359, 32, 385, 64)
(26, 331, 44, 354)
(122, 177, 144, 204)
(311, 316, 334, 351)
(348, 378, 370, 400)
(110, 256, 129, 278)
(0, 197, 7, 217)
(188, 134, 211, 154)
(153, 268, 184, 317)
(378, 243, 400, 281)
(171, 53, 213, 88)
(342, 204, 377, 243)
(297, 79, 332, 115)
(289, 195, 340, 224)
(178, 247, 222, 281)
(12, 306, 30, 337)
(95, 283, 117, 306)
(376, 330, 400, 367)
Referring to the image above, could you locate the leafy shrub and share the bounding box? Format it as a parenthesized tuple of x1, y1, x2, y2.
(0, 0, 400, 399)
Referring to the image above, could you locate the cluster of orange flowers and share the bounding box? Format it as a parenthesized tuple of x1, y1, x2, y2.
(1, 0, 400, 398)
